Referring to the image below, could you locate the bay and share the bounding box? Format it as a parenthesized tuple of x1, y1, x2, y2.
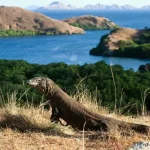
(0, 10, 150, 70)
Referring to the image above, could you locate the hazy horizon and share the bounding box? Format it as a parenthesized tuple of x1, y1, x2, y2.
(0, 0, 150, 8)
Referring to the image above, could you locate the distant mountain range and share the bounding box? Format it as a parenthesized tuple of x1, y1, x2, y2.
(30, 2, 77, 11)
(84, 4, 137, 10)
(26, 1, 150, 11)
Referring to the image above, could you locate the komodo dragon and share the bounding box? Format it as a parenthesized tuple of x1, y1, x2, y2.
(27, 77, 150, 133)
(39, 101, 68, 126)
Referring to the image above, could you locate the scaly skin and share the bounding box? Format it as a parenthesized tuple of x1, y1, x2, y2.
(27, 77, 149, 133)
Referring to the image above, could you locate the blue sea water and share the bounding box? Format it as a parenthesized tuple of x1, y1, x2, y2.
(0, 10, 150, 70)
(42, 10, 150, 29)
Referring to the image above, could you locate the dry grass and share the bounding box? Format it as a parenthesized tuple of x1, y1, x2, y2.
(106, 28, 138, 50)
(0, 89, 150, 150)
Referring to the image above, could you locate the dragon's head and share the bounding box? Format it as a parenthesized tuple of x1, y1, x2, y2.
(27, 77, 54, 94)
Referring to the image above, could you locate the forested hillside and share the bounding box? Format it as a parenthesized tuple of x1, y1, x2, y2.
(0, 59, 150, 114)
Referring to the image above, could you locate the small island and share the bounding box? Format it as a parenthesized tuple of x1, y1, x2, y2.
(90, 28, 150, 58)
(63, 15, 119, 30)
(0, 6, 84, 36)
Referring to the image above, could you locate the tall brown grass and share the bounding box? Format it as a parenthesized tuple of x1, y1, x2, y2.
(0, 84, 150, 149)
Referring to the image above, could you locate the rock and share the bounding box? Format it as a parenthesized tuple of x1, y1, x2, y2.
(138, 64, 150, 72)
(128, 142, 150, 150)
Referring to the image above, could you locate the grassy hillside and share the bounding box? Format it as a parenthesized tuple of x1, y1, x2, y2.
(63, 15, 119, 30)
(0, 6, 84, 36)
(90, 28, 150, 58)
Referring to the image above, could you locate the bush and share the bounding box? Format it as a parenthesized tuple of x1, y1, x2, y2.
(114, 43, 150, 58)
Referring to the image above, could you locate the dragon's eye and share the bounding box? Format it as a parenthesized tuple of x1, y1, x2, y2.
(36, 78, 41, 82)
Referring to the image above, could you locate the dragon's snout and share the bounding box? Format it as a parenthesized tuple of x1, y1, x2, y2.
(27, 79, 32, 84)
(27, 79, 31, 83)
(27, 79, 38, 86)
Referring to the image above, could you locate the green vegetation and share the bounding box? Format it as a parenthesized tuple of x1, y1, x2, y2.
(0, 29, 59, 37)
(0, 59, 150, 114)
(70, 23, 107, 30)
(70, 23, 119, 30)
(90, 28, 150, 58)
(90, 34, 109, 55)
(113, 43, 150, 58)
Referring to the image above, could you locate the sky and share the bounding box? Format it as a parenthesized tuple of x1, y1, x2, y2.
(0, 0, 150, 8)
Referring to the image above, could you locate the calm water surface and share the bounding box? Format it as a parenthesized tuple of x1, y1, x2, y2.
(0, 10, 150, 70)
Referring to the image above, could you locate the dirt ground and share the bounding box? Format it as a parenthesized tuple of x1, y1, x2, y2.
(0, 128, 150, 150)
